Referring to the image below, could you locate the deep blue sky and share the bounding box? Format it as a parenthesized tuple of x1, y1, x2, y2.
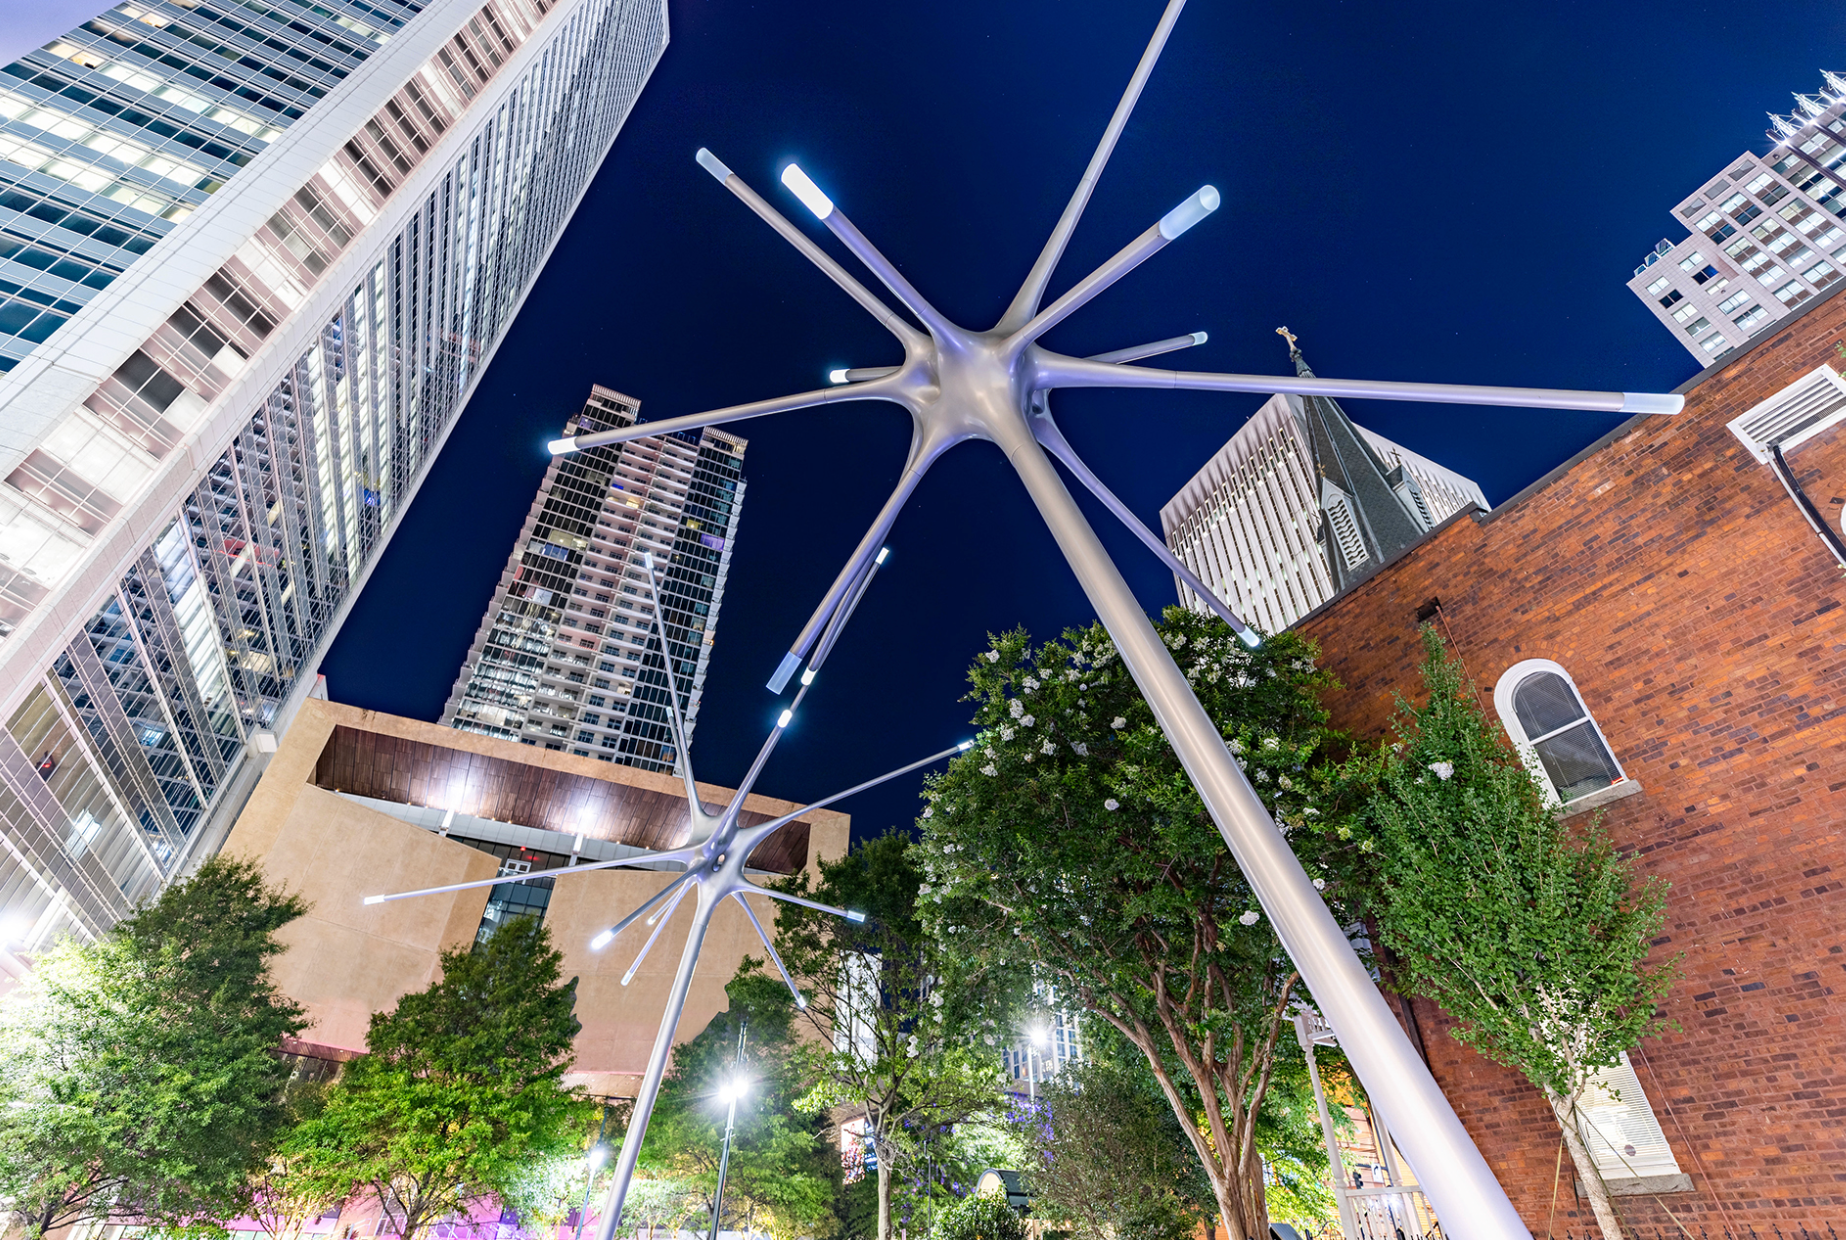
(321, 0, 1846, 843)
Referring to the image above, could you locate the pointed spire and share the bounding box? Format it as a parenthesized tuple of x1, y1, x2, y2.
(1824, 70, 1846, 100)
(1273, 328, 1438, 597)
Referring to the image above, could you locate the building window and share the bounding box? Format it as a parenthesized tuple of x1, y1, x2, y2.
(1493, 660, 1625, 805)
(1657, 289, 1683, 308)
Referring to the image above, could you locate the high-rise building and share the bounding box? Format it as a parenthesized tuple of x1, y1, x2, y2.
(442, 386, 746, 774)
(0, 0, 669, 948)
(1160, 335, 1487, 635)
(1627, 74, 1846, 364)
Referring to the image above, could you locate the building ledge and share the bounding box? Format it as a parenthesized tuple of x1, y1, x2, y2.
(1577, 1172, 1694, 1197)
(1558, 778, 1644, 819)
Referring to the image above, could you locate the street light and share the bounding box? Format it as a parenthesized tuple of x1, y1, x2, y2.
(709, 1022, 750, 1240)
(1025, 1024, 1050, 1101)
(573, 1127, 612, 1240)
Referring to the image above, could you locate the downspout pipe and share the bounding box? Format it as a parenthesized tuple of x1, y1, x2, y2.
(1768, 442, 1846, 569)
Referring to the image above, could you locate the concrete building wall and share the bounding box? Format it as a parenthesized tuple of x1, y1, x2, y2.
(1293, 288, 1846, 1229)
(224, 698, 849, 1098)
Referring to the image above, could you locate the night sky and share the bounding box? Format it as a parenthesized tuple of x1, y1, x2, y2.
(319, 0, 1846, 844)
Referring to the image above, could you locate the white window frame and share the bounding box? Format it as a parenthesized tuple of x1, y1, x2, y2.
(1574, 1052, 1684, 1183)
(1493, 659, 1628, 809)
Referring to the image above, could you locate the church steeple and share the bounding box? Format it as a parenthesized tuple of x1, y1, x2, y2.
(1274, 327, 1437, 594)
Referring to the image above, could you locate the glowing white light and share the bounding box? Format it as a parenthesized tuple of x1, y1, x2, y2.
(720, 1076, 749, 1103)
(800, 669, 816, 685)
(695, 147, 732, 181)
(875, 546, 889, 564)
(777, 709, 794, 728)
(1157, 185, 1220, 240)
(363, 895, 385, 905)
(957, 739, 975, 750)
(591, 929, 615, 950)
(547, 437, 577, 455)
(588, 1144, 611, 1169)
(780, 164, 833, 219)
(643, 552, 656, 570)
(845, 909, 867, 922)
(828, 368, 851, 384)
(1190, 330, 1209, 345)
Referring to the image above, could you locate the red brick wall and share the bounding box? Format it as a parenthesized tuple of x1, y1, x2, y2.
(1295, 294, 1846, 1232)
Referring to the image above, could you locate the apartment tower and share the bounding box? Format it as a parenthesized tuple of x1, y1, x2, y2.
(442, 386, 745, 774)
(0, 0, 669, 948)
(1627, 74, 1846, 364)
(1161, 334, 1487, 635)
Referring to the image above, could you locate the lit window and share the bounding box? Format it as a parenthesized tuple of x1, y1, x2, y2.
(1493, 660, 1626, 806)
(1746, 172, 1774, 194)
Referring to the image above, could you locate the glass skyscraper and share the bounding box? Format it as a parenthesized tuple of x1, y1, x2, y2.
(443, 385, 745, 774)
(0, 0, 669, 948)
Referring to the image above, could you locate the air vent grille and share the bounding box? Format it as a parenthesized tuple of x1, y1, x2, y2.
(1727, 364, 1846, 462)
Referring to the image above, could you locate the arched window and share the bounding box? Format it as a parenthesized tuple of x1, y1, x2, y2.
(1493, 660, 1625, 805)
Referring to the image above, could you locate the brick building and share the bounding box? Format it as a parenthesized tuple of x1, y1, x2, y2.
(1294, 286, 1846, 1230)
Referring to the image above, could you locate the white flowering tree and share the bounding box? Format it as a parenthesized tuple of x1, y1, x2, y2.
(761, 834, 1006, 1240)
(917, 609, 1350, 1240)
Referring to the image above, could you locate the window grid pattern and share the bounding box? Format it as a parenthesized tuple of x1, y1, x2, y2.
(1162, 395, 1484, 634)
(0, 0, 665, 941)
(444, 388, 748, 776)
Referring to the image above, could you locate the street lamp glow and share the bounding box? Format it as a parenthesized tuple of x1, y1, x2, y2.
(780, 164, 833, 219)
(1157, 185, 1220, 240)
(719, 1076, 749, 1104)
(587, 1144, 611, 1169)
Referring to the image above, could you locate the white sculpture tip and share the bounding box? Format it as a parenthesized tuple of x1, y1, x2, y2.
(777, 709, 794, 728)
(547, 437, 578, 455)
(1620, 391, 1684, 415)
(1190, 331, 1209, 345)
(800, 668, 816, 686)
(1158, 185, 1221, 240)
(695, 147, 732, 181)
(828, 368, 851, 384)
(643, 552, 655, 570)
(958, 739, 974, 750)
(1237, 627, 1262, 649)
(363, 894, 385, 905)
(767, 651, 801, 692)
(875, 546, 890, 564)
(591, 929, 614, 950)
(796, 995, 808, 1011)
(780, 164, 833, 219)
(845, 909, 867, 923)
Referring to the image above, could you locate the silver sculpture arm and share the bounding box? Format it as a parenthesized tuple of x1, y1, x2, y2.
(551, 382, 898, 456)
(733, 890, 807, 1010)
(1086, 331, 1207, 364)
(697, 149, 922, 347)
(591, 870, 699, 949)
(362, 846, 700, 905)
(999, 0, 1190, 331)
(1009, 187, 1218, 346)
(621, 876, 696, 985)
(782, 165, 958, 342)
(1036, 352, 1686, 414)
(642, 551, 703, 810)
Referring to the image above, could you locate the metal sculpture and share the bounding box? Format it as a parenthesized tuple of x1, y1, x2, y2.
(535, 2, 1682, 1232)
(365, 551, 969, 1235)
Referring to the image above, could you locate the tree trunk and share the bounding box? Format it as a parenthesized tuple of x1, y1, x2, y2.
(875, 1160, 892, 1240)
(1545, 1089, 1625, 1240)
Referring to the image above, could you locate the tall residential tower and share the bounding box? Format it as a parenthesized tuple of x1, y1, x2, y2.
(1627, 74, 1846, 364)
(1161, 334, 1487, 635)
(443, 386, 745, 774)
(0, 0, 668, 947)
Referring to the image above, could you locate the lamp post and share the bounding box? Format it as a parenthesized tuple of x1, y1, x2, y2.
(575, 1117, 612, 1240)
(708, 1021, 750, 1240)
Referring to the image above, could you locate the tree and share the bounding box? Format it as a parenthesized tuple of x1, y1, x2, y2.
(1021, 1050, 1212, 1240)
(637, 972, 839, 1240)
(925, 1190, 1025, 1240)
(766, 833, 1007, 1240)
(918, 610, 1350, 1240)
(616, 1177, 701, 1240)
(287, 917, 594, 1240)
(1342, 627, 1677, 1240)
(247, 1083, 341, 1240)
(0, 856, 309, 1238)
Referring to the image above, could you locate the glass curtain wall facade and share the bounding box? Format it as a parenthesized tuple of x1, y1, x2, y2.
(0, 0, 669, 949)
(443, 385, 746, 775)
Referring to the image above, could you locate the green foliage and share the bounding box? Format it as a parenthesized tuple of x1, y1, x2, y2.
(0, 856, 309, 1238)
(836, 1177, 880, 1240)
(919, 610, 1347, 1239)
(638, 972, 839, 1240)
(1341, 628, 1678, 1104)
(926, 1191, 1026, 1240)
(1020, 1049, 1212, 1240)
(614, 1177, 701, 1239)
(765, 832, 1006, 1240)
(286, 918, 593, 1240)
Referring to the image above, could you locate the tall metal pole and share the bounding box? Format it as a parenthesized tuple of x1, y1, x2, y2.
(1000, 423, 1529, 1237)
(707, 1018, 749, 1240)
